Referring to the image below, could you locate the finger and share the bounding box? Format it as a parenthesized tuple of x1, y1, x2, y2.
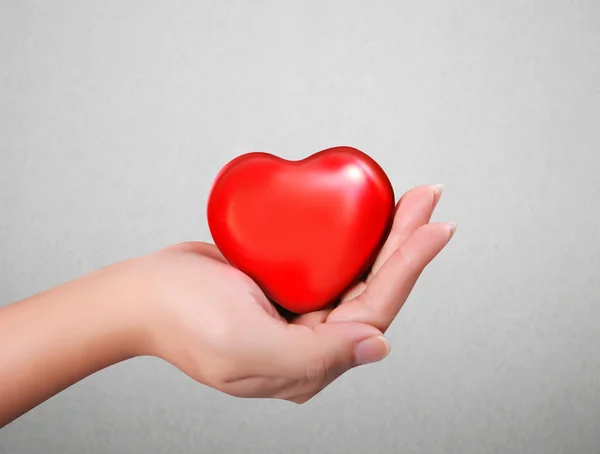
(257, 322, 389, 393)
(367, 184, 443, 283)
(291, 306, 334, 328)
(340, 281, 367, 304)
(327, 222, 455, 332)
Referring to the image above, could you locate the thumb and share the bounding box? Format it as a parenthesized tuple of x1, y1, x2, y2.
(266, 322, 390, 386)
(313, 322, 391, 372)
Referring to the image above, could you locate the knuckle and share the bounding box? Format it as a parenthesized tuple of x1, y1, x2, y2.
(394, 249, 414, 269)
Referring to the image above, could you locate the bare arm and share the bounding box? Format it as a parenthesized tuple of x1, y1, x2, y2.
(0, 261, 147, 427)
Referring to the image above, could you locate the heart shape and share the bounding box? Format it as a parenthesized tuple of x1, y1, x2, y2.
(207, 146, 395, 314)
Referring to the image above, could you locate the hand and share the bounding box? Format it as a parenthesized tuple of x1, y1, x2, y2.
(137, 185, 455, 403)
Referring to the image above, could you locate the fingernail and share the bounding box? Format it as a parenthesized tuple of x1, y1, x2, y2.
(432, 184, 444, 194)
(431, 184, 444, 208)
(447, 222, 457, 239)
(355, 336, 391, 366)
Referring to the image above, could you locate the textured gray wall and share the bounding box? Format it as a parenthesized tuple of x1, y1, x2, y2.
(1, 1, 600, 453)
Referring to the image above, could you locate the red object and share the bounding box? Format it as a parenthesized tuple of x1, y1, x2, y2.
(207, 146, 395, 314)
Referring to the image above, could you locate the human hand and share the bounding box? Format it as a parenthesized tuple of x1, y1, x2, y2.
(136, 185, 454, 403)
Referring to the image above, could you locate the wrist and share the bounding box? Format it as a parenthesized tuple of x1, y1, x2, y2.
(86, 257, 158, 360)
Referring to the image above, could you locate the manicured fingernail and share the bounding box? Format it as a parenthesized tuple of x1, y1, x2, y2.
(447, 222, 457, 239)
(355, 336, 391, 366)
(431, 184, 444, 208)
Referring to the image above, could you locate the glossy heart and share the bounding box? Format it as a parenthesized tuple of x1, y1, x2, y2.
(207, 146, 395, 314)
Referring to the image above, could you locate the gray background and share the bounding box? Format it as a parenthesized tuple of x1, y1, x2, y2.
(1, 0, 599, 453)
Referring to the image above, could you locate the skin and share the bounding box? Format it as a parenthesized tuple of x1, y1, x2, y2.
(0, 185, 455, 428)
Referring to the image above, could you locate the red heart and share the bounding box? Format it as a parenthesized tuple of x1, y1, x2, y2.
(207, 146, 395, 314)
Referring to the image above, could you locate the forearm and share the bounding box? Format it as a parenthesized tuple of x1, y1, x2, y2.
(0, 260, 148, 427)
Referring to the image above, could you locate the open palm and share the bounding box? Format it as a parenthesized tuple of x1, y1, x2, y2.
(151, 184, 453, 403)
